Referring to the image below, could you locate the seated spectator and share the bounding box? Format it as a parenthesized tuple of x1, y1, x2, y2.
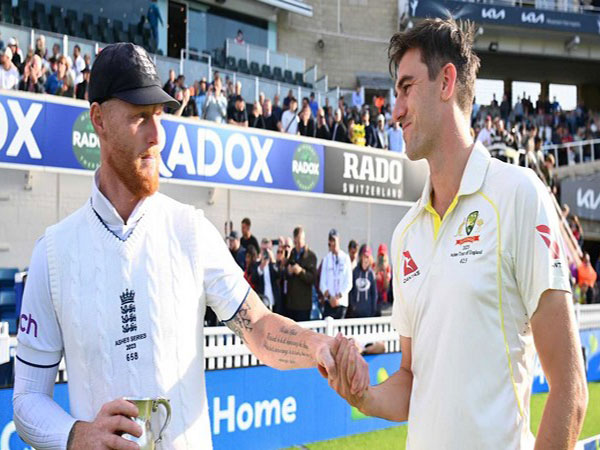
(348, 246, 377, 318)
(202, 76, 227, 123)
(7, 37, 24, 73)
(298, 104, 316, 137)
(258, 92, 265, 109)
(374, 114, 388, 149)
(577, 253, 597, 304)
(349, 117, 365, 146)
(316, 108, 331, 140)
(309, 92, 318, 117)
(281, 97, 299, 134)
(272, 94, 283, 122)
(263, 99, 281, 132)
(249, 102, 265, 129)
(331, 108, 350, 143)
(387, 121, 404, 153)
(240, 217, 259, 252)
(227, 81, 243, 115)
(0, 48, 19, 90)
(19, 54, 46, 93)
(45, 55, 74, 97)
(476, 115, 494, 147)
(163, 69, 177, 97)
(176, 87, 198, 118)
(227, 95, 249, 127)
(227, 230, 246, 270)
(75, 63, 90, 99)
(35, 35, 47, 60)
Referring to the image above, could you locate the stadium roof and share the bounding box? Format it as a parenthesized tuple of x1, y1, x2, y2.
(356, 72, 394, 91)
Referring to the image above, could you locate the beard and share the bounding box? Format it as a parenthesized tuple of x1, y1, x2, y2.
(106, 143, 160, 198)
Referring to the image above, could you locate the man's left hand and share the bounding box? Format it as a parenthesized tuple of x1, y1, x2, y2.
(316, 334, 369, 395)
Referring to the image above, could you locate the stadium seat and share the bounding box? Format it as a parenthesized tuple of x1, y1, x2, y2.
(1, 3, 13, 24)
(82, 12, 93, 27)
(237, 58, 250, 74)
(0, 269, 17, 290)
(294, 72, 304, 86)
(261, 64, 273, 79)
(212, 49, 225, 68)
(283, 69, 294, 84)
(272, 67, 284, 82)
(226, 56, 237, 72)
(0, 290, 16, 313)
(250, 61, 260, 76)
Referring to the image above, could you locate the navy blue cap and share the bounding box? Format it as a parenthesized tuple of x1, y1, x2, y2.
(89, 42, 179, 109)
(328, 229, 338, 239)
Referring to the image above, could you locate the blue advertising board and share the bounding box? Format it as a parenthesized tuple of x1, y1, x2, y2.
(1, 327, 600, 449)
(0, 353, 403, 450)
(409, 0, 600, 35)
(0, 91, 324, 196)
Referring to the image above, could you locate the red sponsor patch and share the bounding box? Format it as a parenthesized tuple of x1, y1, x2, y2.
(456, 236, 480, 245)
(536, 225, 560, 259)
(403, 251, 418, 276)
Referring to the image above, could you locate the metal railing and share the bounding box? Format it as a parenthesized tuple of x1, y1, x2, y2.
(1, 304, 599, 379)
(543, 138, 600, 168)
(225, 38, 305, 74)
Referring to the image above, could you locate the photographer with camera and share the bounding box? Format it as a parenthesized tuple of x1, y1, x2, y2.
(253, 239, 282, 313)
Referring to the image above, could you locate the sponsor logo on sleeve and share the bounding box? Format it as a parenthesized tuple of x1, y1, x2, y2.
(536, 224, 561, 259)
(402, 250, 420, 283)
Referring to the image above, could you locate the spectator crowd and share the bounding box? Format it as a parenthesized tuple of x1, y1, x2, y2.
(163, 71, 406, 152)
(0, 34, 91, 100)
(203, 217, 395, 327)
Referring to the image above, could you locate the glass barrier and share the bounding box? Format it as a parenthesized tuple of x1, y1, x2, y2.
(287, 56, 304, 74)
(269, 52, 285, 70)
(0, 23, 31, 53)
(248, 45, 267, 66)
(67, 37, 96, 62)
(154, 54, 180, 88)
(227, 40, 246, 62)
(259, 79, 278, 103)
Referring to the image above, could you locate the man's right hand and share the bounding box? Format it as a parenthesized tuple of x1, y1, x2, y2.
(329, 335, 370, 411)
(67, 399, 143, 450)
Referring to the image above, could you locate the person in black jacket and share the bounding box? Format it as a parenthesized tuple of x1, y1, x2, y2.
(348, 246, 378, 318)
(331, 108, 350, 143)
(362, 109, 377, 147)
(316, 108, 331, 140)
(227, 230, 246, 270)
(298, 104, 316, 137)
(263, 99, 281, 132)
(284, 226, 317, 321)
(249, 102, 266, 129)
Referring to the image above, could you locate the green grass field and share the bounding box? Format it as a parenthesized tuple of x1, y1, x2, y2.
(293, 382, 600, 450)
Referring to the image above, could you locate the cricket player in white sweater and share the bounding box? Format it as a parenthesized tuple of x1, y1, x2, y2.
(12, 43, 368, 450)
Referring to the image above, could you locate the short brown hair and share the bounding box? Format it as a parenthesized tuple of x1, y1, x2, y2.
(388, 18, 480, 114)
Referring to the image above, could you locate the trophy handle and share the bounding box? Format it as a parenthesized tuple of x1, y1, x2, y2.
(153, 398, 171, 444)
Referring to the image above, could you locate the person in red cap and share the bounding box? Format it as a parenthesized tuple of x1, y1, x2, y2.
(374, 244, 391, 309)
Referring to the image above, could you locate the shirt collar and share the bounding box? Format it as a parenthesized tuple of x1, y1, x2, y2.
(91, 169, 151, 227)
(417, 141, 491, 211)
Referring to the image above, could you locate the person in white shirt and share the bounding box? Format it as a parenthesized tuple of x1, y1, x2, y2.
(12, 43, 368, 450)
(72, 44, 86, 85)
(0, 47, 20, 90)
(352, 86, 364, 109)
(202, 75, 228, 123)
(319, 229, 353, 319)
(281, 96, 299, 134)
(476, 114, 494, 147)
(387, 121, 404, 152)
(329, 18, 587, 449)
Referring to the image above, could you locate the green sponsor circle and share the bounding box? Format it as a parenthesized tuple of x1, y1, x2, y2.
(291, 143, 320, 191)
(72, 110, 101, 170)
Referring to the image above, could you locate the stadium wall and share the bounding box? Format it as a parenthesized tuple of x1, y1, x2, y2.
(276, 0, 399, 89)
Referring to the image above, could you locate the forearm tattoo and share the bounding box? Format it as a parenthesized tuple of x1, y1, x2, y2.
(263, 325, 311, 366)
(225, 300, 252, 342)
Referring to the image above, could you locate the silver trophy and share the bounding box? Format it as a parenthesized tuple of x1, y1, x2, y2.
(123, 397, 171, 449)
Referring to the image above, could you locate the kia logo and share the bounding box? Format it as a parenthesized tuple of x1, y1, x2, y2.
(481, 8, 505, 20)
(522, 12, 545, 24)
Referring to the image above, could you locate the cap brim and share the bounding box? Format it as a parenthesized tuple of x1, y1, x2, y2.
(112, 85, 180, 110)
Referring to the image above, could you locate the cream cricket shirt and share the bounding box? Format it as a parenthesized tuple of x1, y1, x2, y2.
(391, 142, 570, 449)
